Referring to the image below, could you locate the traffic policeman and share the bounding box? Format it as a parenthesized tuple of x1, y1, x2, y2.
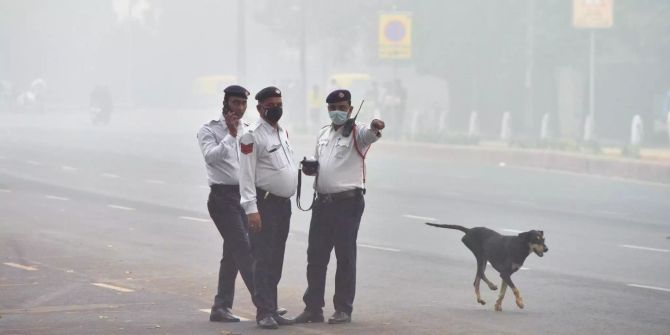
(295, 89, 385, 324)
(239, 86, 298, 329)
(197, 85, 255, 322)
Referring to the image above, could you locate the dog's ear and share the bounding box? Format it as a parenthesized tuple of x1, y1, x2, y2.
(539, 230, 544, 236)
(518, 232, 529, 240)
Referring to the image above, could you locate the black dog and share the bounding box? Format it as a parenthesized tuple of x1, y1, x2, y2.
(425, 223, 548, 311)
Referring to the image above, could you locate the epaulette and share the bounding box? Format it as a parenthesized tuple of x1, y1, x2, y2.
(248, 122, 262, 132)
(318, 124, 331, 137)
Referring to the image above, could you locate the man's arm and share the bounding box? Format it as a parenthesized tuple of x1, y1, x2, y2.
(355, 119, 385, 150)
(239, 132, 258, 214)
(197, 126, 236, 165)
(239, 132, 264, 232)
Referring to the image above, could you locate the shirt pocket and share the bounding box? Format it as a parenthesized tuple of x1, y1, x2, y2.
(317, 138, 329, 157)
(266, 143, 286, 169)
(285, 140, 295, 164)
(335, 137, 351, 158)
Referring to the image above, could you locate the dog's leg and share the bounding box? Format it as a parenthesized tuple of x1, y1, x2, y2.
(474, 275, 486, 305)
(501, 274, 524, 309)
(478, 259, 498, 291)
(512, 287, 524, 309)
(494, 281, 507, 312)
(481, 273, 498, 291)
(474, 257, 488, 304)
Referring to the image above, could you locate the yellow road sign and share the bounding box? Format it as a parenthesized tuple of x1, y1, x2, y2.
(378, 12, 412, 59)
(573, 0, 613, 28)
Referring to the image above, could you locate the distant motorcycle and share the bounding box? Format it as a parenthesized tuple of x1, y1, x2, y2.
(89, 86, 113, 125)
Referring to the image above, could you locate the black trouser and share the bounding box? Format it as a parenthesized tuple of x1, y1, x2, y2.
(303, 190, 365, 315)
(250, 189, 291, 319)
(207, 184, 255, 310)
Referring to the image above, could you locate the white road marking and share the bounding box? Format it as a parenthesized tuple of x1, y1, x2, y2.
(101, 173, 120, 179)
(3, 262, 38, 271)
(403, 214, 437, 222)
(61, 165, 78, 171)
(627, 284, 670, 293)
(27, 160, 42, 166)
(91, 283, 134, 293)
(0, 188, 11, 193)
(450, 176, 473, 180)
(593, 210, 625, 217)
(144, 179, 166, 184)
(198, 309, 250, 321)
(502, 229, 523, 234)
(619, 244, 670, 253)
(359, 244, 401, 252)
(179, 216, 210, 223)
(508, 200, 536, 207)
(107, 204, 135, 211)
(45, 195, 69, 201)
(520, 267, 530, 271)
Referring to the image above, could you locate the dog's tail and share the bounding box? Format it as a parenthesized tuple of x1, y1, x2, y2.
(424, 222, 469, 233)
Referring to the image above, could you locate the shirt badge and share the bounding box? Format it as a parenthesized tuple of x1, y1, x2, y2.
(241, 143, 253, 154)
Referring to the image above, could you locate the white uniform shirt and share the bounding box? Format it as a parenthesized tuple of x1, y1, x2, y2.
(197, 116, 248, 186)
(239, 119, 298, 214)
(314, 122, 380, 194)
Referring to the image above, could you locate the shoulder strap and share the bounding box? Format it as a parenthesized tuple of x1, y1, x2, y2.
(352, 125, 372, 194)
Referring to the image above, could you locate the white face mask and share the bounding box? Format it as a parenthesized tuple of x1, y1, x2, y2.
(329, 110, 349, 125)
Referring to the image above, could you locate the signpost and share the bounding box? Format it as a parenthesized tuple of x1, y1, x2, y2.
(378, 12, 412, 60)
(573, 0, 613, 142)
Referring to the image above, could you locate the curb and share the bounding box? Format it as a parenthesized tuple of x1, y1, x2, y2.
(378, 141, 670, 185)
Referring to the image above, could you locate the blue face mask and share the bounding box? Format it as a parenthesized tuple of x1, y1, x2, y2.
(329, 110, 349, 125)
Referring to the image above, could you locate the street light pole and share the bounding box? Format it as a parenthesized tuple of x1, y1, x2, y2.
(299, 0, 307, 128)
(236, 0, 246, 83)
(524, 0, 535, 134)
(587, 29, 595, 140)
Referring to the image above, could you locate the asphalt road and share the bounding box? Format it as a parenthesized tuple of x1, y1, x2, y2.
(1, 111, 669, 334)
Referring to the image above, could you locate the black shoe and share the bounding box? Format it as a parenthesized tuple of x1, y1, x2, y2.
(276, 307, 288, 316)
(328, 310, 351, 324)
(273, 313, 295, 326)
(257, 315, 279, 329)
(209, 307, 240, 322)
(294, 309, 325, 324)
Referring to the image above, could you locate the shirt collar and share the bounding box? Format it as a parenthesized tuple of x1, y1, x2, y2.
(330, 124, 344, 133)
(259, 117, 282, 132)
(219, 115, 244, 130)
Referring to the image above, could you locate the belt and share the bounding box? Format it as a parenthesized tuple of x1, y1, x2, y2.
(210, 184, 240, 193)
(256, 188, 290, 202)
(317, 188, 363, 203)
